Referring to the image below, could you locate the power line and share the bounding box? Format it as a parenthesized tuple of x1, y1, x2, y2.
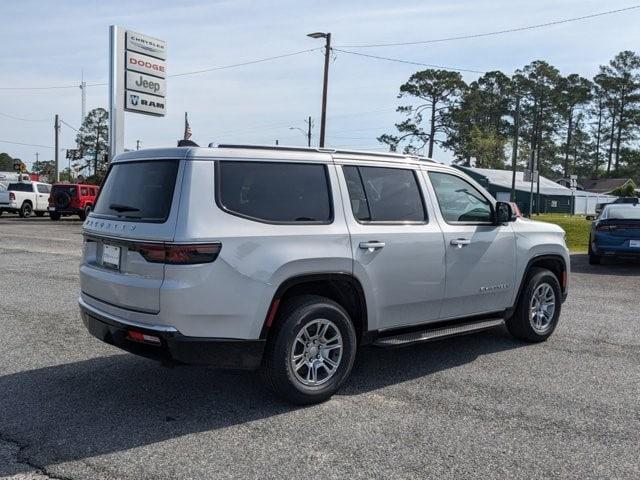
(0, 140, 54, 149)
(336, 5, 640, 48)
(169, 47, 321, 78)
(334, 48, 486, 74)
(0, 112, 50, 122)
(0, 48, 321, 91)
(59, 119, 80, 132)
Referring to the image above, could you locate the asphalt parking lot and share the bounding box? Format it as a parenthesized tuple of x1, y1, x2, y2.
(1, 216, 639, 480)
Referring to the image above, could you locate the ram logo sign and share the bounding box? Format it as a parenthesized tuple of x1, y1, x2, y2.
(126, 91, 165, 116)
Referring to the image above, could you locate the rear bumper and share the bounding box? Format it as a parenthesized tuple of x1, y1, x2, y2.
(79, 299, 265, 369)
(592, 241, 640, 257)
(49, 206, 82, 215)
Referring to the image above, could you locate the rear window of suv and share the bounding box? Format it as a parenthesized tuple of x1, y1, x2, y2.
(93, 160, 179, 222)
(217, 161, 332, 224)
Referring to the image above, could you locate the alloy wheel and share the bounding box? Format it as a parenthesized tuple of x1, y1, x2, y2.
(529, 283, 556, 334)
(290, 318, 343, 387)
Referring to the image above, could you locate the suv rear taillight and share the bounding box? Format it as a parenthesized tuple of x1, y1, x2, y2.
(9, 192, 15, 201)
(596, 224, 616, 232)
(131, 243, 221, 264)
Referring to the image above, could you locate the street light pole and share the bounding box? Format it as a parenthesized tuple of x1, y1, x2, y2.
(307, 32, 331, 148)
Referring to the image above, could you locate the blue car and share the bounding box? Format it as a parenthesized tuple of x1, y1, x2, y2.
(589, 203, 640, 265)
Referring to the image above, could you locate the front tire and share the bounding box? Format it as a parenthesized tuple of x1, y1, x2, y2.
(506, 268, 561, 343)
(261, 295, 357, 405)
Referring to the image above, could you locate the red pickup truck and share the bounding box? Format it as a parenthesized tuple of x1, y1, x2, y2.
(48, 183, 99, 220)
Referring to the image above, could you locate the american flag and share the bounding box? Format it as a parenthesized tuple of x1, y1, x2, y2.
(184, 112, 192, 140)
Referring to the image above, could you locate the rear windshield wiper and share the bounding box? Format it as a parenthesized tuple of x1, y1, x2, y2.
(109, 203, 140, 213)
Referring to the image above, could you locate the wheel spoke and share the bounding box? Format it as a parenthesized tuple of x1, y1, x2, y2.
(291, 317, 344, 386)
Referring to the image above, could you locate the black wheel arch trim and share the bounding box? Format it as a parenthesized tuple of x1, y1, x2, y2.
(260, 272, 368, 341)
(505, 254, 568, 318)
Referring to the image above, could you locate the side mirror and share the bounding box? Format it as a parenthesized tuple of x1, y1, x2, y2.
(495, 201, 516, 224)
(585, 215, 594, 221)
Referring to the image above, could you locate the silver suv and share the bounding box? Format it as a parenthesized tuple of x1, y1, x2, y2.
(79, 145, 569, 404)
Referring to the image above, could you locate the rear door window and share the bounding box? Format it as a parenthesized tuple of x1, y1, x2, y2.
(343, 165, 426, 222)
(37, 184, 51, 194)
(217, 161, 332, 223)
(93, 160, 179, 222)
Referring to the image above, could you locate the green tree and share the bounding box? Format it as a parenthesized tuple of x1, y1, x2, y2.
(378, 69, 466, 156)
(599, 51, 640, 173)
(0, 152, 21, 171)
(517, 61, 562, 183)
(75, 108, 109, 180)
(557, 74, 592, 178)
(444, 71, 512, 167)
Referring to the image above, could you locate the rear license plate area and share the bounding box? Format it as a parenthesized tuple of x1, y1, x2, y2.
(102, 244, 121, 269)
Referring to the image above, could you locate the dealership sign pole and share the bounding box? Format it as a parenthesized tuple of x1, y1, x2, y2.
(109, 25, 166, 160)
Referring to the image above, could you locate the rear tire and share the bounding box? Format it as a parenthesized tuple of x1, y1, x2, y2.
(19, 202, 32, 218)
(261, 295, 357, 405)
(50, 211, 61, 221)
(506, 268, 561, 343)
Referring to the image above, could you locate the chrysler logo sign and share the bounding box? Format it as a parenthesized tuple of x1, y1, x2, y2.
(126, 31, 166, 60)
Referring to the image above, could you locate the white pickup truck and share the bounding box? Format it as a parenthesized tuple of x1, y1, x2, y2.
(0, 181, 52, 217)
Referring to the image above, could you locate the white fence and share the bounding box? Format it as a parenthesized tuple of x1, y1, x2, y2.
(572, 193, 616, 215)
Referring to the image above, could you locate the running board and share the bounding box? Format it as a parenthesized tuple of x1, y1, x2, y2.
(373, 318, 505, 348)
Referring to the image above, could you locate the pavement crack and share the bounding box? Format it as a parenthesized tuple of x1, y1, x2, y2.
(0, 433, 74, 480)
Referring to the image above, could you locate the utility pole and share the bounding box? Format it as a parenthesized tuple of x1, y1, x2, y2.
(307, 32, 331, 147)
(94, 124, 101, 176)
(34, 152, 39, 163)
(54, 114, 60, 183)
(510, 96, 520, 202)
(80, 70, 86, 126)
(306, 116, 312, 147)
(136, 140, 140, 151)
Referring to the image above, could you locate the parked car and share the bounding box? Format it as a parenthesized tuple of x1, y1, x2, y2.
(0, 181, 51, 217)
(595, 197, 639, 217)
(48, 183, 99, 220)
(79, 145, 570, 404)
(588, 203, 640, 264)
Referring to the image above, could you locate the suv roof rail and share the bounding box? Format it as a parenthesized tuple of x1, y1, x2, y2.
(215, 143, 434, 162)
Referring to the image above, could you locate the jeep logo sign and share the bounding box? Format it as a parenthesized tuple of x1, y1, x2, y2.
(126, 71, 166, 97)
(125, 90, 166, 116)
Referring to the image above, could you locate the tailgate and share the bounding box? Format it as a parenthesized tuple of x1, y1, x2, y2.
(80, 159, 183, 314)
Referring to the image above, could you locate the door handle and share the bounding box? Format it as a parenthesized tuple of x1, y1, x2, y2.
(359, 241, 385, 251)
(450, 238, 471, 248)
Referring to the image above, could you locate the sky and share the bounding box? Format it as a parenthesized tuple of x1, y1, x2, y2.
(1, 0, 640, 170)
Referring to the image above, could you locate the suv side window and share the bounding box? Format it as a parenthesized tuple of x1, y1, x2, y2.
(217, 161, 333, 224)
(81, 187, 88, 196)
(37, 184, 50, 194)
(428, 171, 493, 223)
(343, 165, 426, 223)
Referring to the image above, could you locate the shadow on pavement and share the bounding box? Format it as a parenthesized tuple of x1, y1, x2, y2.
(0, 328, 521, 475)
(571, 253, 640, 276)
